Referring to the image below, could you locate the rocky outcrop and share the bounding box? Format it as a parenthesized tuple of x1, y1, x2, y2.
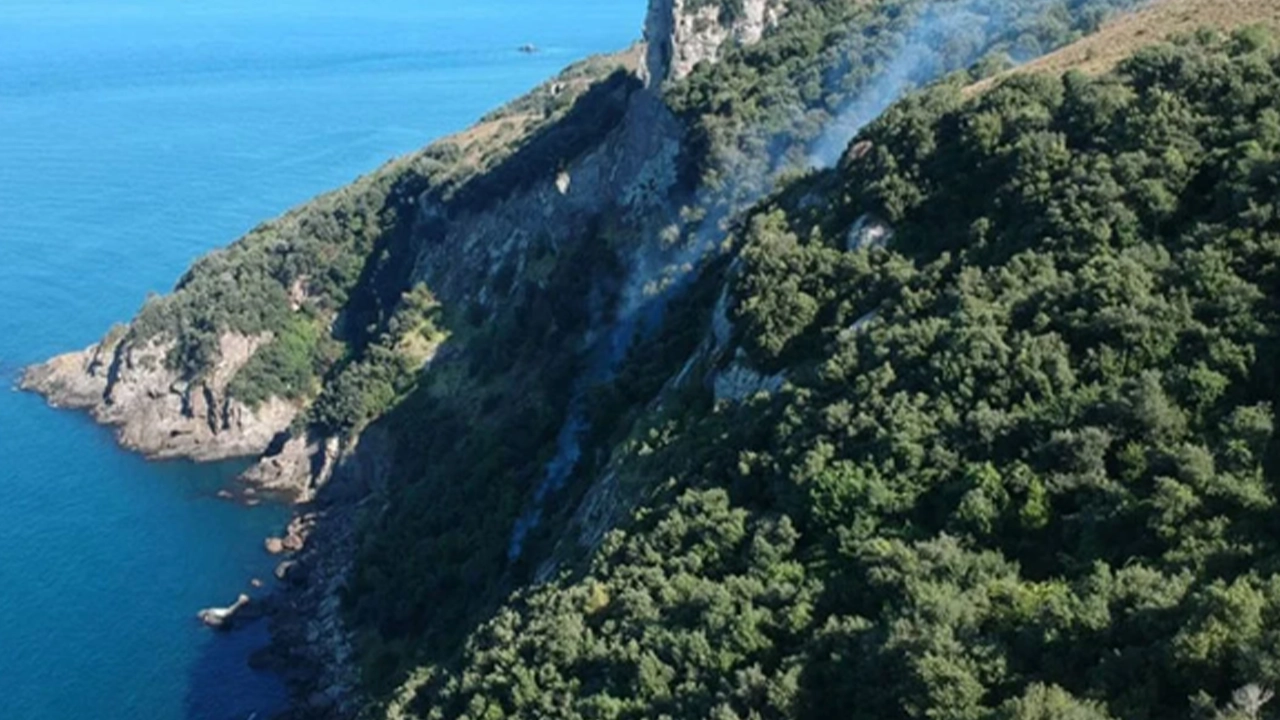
(21, 331, 297, 462)
(240, 434, 343, 503)
(25, 3, 789, 716)
(644, 0, 786, 85)
(411, 85, 683, 309)
(845, 213, 894, 252)
(712, 353, 785, 402)
(265, 513, 319, 556)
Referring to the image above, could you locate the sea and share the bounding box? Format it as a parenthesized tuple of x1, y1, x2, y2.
(0, 1, 642, 717)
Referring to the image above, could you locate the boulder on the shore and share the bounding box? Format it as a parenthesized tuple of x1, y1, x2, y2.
(265, 513, 319, 556)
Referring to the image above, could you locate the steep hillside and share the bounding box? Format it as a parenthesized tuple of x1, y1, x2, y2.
(25, 0, 1243, 718)
(395, 27, 1280, 720)
(971, 0, 1280, 90)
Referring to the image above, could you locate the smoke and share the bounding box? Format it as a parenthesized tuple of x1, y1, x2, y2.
(507, 273, 650, 560)
(507, 407, 589, 559)
(508, 0, 1082, 561)
(810, 0, 1018, 168)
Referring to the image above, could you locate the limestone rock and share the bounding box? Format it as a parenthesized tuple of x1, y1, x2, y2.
(713, 353, 785, 403)
(198, 594, 252, 630)
(21, 332, 298, 462)
(644, 0, 786, 85)
(239, 434, 341, 504)
(845, 214, 894, 253)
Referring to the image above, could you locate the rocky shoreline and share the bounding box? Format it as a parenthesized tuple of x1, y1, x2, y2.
(13, 1, 796, 714)
(250, 496, 360, 719)
(247, 428, 391, 719)
(20, 342, 380, 718)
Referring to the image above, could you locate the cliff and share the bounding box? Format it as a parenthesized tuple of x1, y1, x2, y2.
(20, 0, 787, 492)
(643, 0, 786, 84)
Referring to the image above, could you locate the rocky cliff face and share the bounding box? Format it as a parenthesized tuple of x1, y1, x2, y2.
(259, 428, 394, 719)
(411, 82, 682, 308)
(21, 330, 297, 462)
(644, 0, 786, 85)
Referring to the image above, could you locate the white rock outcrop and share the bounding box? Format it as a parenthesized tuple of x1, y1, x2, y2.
(22, 331, 297, 462)
(846, 214, 894, 252)
(644, 0, 786, 85)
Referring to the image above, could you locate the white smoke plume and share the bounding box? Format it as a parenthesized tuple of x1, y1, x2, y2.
(810, 0, 1014, 167)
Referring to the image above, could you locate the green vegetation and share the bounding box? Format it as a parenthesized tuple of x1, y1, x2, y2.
(228, 312, 336, 408)
(336, 2, 1153, 710)
(667, 0, 1141, 212)
(128, 158, 421, 380)
(345, 220, 626, 692)
(309, 284, 447, 433)
(367, 28, 1280, 720)
(94, 0, 1280, 717)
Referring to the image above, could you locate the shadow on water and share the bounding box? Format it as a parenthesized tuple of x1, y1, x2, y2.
(161, 456, 289, 719)
(184, 618, 288, 720)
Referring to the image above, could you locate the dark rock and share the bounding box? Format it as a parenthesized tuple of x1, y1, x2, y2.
(275, 560, 308, 585)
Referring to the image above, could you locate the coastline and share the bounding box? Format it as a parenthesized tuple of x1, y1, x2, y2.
(18, 362, 370, 718)
(249, 427, 393, 719)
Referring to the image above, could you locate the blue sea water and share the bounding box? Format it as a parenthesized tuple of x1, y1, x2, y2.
(0, 2, 642, 718)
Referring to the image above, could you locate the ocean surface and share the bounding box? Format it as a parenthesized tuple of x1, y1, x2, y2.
(0, 1, 642, 717)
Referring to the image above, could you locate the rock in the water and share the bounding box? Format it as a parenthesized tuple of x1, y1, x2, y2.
(198, 594, 252, 630)
(266, 513, 318, 556)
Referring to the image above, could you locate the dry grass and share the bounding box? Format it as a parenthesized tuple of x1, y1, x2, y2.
(969, 0, 1280, 94)
(431, 44, 645, 178)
